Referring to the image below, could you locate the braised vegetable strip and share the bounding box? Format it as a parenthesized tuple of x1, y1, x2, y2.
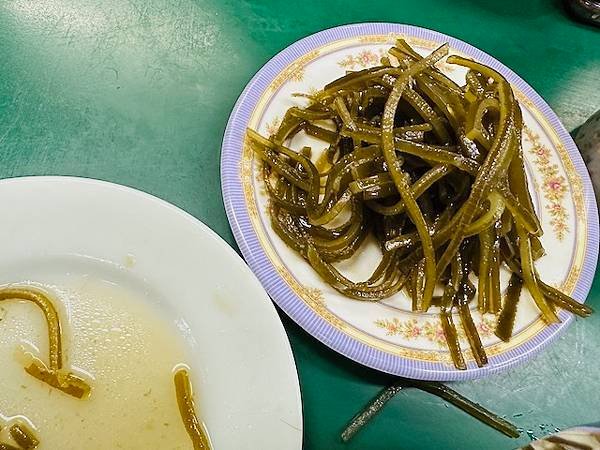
(247, 40, 592, 370)
(341, 384, 403, 442)
(496, 274, 523, 341)
(8, 423, 39, 450)
(406, 381, 519, 438)
(341, 379, 519, 442)
(0, 419, 39, 450)
(174, 368, 211, 450)
(0, 288, 91, 399)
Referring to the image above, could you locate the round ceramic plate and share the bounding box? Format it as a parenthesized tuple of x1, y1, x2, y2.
(0, 176, 302, 449)
(221, 23, 599, 381)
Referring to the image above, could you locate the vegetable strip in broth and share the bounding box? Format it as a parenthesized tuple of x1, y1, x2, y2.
(174, 368, 211, 450)
(0, 420, 39, 450)
(0, 288, 91, 398)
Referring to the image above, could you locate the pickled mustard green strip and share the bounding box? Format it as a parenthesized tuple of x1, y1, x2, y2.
(391, 40, 464, 97)
(500, 252, 591, 318)
(340, 384, 403, 442)
(310, 203, 365, 252)
(414, 258, 426, 310)
(498, 184, 541, 236)
(274, 102, 336, 143)
(496, 274, 523, 342)
(0, 288, 91, 399)
(349, 174, 395, 198)
(269, 206, 308, 256)
(262, 166, 306, 214)
(402, 88, 451, 143)
(396, 123, 433, 132)
(465, 70, 485, 99)
(307, 244, 406, 299)
(465, 97, 499, 147)
(394, 140, 479, 175)
(247, 129, 317, 192)
(477, 228, 493, 312)
(344, 120, 432, 142)
(415, 74, 466, 129)
(0, 289, 61, 370)
(310, 188, 354, 226)
(488, 225, 502, 314)
(384, 232, 418, 252)
(306, 239, 385, 291)
(0, 443, 20, 450)
(516, 225, 559, 323)
(342, 378, 519, 443)
(376, 73, 449, 139)
(323, 66, 400, 93)
(369, 164, 452, 216)
(438, 254, 466, 369)
(23, 354, 90, 399)
(439, 313, 465, 369)
(306, 146, 380, 224)
(288, 106, 335, 121)
(8, 423, 39, 450)
(363, 251, 397, 286)
(407, 270, 418, 311)
(458, 303, 488, 367)
(272, 115, 304, 143)
(540, 282, 592, 317)
(455, 245, 488, 368)
(304, 123, 339, 144)
(508, 108, 542, 236)
(405, 381, 520, 438)
(333, 96, 357, 131)
(253, 143, 310, 191)
(270, 196, 368, 262)
(464, 191, 505, 236)
(174, 368, 211, 450)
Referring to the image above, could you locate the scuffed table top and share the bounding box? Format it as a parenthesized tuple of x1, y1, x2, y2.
(0, 0, 598, 448)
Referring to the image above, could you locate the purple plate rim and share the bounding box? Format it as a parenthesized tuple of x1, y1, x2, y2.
(220, 22, 599, 381)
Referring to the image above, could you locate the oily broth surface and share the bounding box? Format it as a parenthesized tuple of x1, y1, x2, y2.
(0, 276, 195, 450)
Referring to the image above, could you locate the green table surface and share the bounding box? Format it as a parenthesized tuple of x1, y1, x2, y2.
(1, 1, 599, 448)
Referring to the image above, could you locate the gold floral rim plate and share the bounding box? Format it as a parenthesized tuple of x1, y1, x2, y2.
(221, 23, 599, 380)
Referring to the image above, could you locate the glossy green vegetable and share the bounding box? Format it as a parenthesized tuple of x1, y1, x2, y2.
(440, 253, 466, 369)
(0, 420, 39, 450)
(247, 40, 592, 370)
(405, 380, 520, 438)
(8, 423, 39, 450)
(0, 288, 91, 399)
(496, 274, 523, 341)
(340, 384, 403, 442)
(341, 378, 519, 442)
(174, 368, 211, 450)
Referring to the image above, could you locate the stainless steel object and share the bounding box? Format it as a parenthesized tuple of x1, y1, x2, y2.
(576, 110, 600, 203)
(564, 0, 600, 26)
